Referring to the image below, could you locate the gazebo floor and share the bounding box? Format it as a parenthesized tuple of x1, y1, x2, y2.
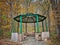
(0, 36, 48, 45)
(22, 37, 47, 45)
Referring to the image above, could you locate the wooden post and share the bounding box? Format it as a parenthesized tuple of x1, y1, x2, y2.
(42, 21, 44, 32)
(36, 15, 39, 33)
(20, 16, 22, 34)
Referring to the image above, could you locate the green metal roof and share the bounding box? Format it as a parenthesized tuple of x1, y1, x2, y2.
(14, 13, 46, 23)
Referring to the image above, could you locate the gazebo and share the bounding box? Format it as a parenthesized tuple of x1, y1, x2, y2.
(11, 13, 46, 41)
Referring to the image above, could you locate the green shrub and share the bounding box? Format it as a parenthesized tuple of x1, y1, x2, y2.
(5, 32, 11, 36)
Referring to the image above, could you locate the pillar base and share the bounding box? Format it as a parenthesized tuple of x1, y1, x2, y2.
(35, 33, 42, 41)
(18, 33, 24, 41)
(42, 32, 49, 40)
(11, 33, 18, 41)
